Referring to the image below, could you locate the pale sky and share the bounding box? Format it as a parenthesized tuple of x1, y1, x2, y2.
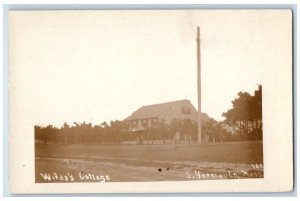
(9, 10, 292, 127)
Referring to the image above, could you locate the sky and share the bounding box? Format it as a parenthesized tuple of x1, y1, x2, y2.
(9, 10, 291, 127)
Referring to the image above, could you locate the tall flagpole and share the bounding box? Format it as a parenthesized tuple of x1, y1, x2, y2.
(196, 26, 202, 143)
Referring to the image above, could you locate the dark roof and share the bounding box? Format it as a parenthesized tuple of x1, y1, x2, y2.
(125, 99, 210, 124)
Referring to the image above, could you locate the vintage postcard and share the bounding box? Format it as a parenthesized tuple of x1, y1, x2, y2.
(8, 9, 293, 193)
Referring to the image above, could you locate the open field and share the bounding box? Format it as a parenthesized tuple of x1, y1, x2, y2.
(35, 141, 263, 182)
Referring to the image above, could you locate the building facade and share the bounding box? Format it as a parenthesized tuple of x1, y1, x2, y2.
(125, 99, 209, 132)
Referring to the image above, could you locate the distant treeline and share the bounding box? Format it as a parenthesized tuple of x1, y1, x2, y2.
(35, 118, 233, 145)
(35, 86, 262, 145)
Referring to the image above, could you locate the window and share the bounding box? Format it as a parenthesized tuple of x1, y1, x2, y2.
(142, 119, 148, 127)
(151, 118, 158, 126)
(182, 106, 191, 115)
(132, 120, 137, 127)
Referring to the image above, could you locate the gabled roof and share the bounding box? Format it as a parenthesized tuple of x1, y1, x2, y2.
(125, 99, 210, 124)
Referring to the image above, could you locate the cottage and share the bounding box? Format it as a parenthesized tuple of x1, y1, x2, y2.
(124, 99, 209, 144)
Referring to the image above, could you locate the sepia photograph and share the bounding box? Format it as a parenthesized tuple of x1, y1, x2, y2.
(8, 9, 293, 193)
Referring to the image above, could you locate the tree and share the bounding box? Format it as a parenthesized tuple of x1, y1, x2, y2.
(222, 85, 263, 140)
(249, 85, 262, 139)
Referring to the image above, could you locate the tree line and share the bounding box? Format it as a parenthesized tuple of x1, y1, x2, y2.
(35, 85, 262, 145)
(222, 85, 262, 140)
(35, 118, 232, 145)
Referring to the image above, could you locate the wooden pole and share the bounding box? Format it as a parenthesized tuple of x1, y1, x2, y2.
(196, 26, 202, 143)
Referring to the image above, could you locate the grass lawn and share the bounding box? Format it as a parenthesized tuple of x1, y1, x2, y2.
(35, 141, 263, 182)
(36, 140, 263, 164)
